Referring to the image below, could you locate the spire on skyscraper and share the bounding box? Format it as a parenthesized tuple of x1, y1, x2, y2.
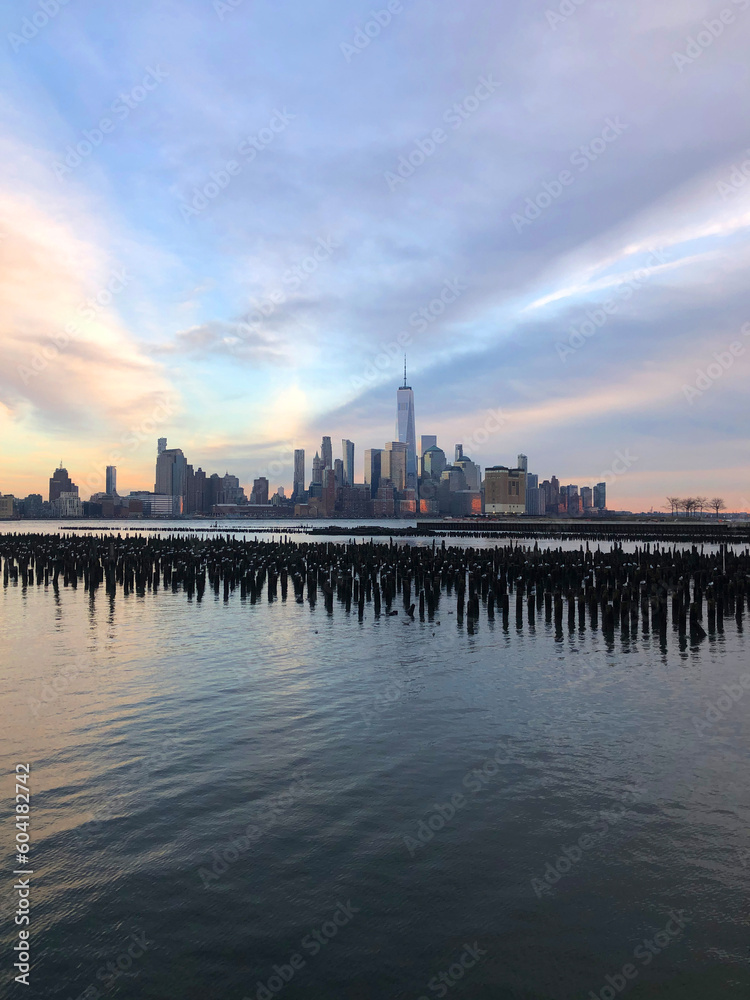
(396, 360, 417, 492)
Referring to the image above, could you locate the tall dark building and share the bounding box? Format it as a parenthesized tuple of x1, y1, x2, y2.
(593, 482, 607, 510)
(49, 464, 77, 503)
(193, 468, 208, 513)
(154, 439, 187, 513)
(334, 458, 344, 490)
(322, 469, 336, 516)
(251, 477, 269, 505)
(293, 449, 305, 499)
(321, 436, 332, 471)
(342, 440, 354, 486)
(364, 449, 382, 498)
(105, 466, 117, 495)
(209, 473, 222, 510)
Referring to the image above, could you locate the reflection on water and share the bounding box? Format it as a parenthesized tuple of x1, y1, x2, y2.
(1, 531, 750, 999)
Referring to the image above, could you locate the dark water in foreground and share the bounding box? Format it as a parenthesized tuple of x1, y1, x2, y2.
(2, 535, 750, 998)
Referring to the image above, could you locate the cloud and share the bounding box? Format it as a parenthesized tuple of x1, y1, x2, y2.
(153, 320, 292, 365)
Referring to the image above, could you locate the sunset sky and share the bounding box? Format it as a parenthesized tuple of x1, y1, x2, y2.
(1, 0, 749, 510)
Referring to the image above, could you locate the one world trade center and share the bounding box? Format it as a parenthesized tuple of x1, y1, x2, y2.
(397, 357, 417, 492)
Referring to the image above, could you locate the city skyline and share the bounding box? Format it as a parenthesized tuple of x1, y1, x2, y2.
(3, 372, 624, 512)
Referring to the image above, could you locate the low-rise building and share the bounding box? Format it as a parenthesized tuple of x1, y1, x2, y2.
(484, 467, 527, 514)
(55, 491, 83, 518)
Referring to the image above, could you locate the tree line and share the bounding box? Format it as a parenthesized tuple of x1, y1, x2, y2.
(665, 497, 726, 517)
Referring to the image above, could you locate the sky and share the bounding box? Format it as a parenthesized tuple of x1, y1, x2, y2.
(0, 0, 749, 511)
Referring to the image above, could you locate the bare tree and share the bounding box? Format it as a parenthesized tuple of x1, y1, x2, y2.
(678, 497, 694, 517)
(695, 496, 709, 516)
(666, 497, 680, 517)
(709, 497, 727, 519)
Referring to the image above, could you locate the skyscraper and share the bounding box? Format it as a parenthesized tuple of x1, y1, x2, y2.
(422, 445, 446, 480)
(364, 448, 383, 498)
(322, 469, 336, 516)
(49, 464, 77, 503)
(419, 435, 437, 477)
(593, 482, 607, 509)
(455, 453, 481, 492)
(517, 454, 528, 473)
(321, 436, 332, 471)
(293, 450, 305, 499)
(383, 441, 408, 492)
(311, 451, 323, 485)
(397, 359, 417, 490)
(251, 477, 269, 505)
(155, 444, 187, 514)
(105, 466, 117, 495)
(342, 439, 354, 486)
(334, 458, 344, 490)
(158, 438, 167, 456)
(420, 435, 437, 456)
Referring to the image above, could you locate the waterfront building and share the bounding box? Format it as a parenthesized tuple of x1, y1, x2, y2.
(455, 454, 481, 492)
(422, 445, 447, 481)
(396, 361, 417, 490)
(321, 436, 333, 471)
(484, 467, 527, 514)
(54, 491, 83, 518)
(342, 440, 354, 486)
(334, 458, 344, 490)
(251, 477, 269, 505)
(383, 441, 408, 492)
(49, 464, 77, 503)
(311, 451, 323, 486)
(293, 450, 305, 499)
(364, 449, 383, 498)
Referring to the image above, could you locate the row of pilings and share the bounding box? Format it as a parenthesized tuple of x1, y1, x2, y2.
(1, 533, 749, 642)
